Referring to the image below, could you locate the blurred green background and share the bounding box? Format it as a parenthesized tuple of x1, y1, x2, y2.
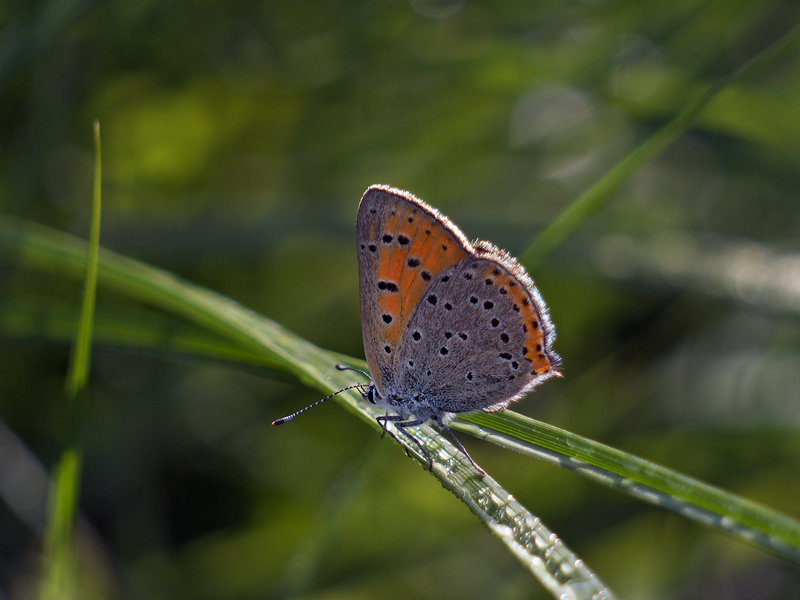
(2, 0, 800, 598)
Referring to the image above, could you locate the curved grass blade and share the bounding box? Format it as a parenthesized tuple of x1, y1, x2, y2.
(521, 22, 800, 268)
(6, 280, 799, 567)
(0, 216, 616, 600)
(2, 213, 800, 573)
(38, 121, 102, 600)
(0, 300, 293, 376)
(454, 410, 800, 564)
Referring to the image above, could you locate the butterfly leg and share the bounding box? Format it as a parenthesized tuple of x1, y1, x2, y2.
(436, 417, 486, 475)
(376, 414, 414, 458)
(375, 414, 394, 441)
(376, 414, 433, 470)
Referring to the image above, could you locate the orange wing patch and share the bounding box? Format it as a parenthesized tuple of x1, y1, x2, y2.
(374, 203, 412, 346)
(523, 313, 550, 375)
(479, 264, 553, 376)
(398, 213, 438, 298)
(400, 218, 467, 317)
(374, 200, 468, 348)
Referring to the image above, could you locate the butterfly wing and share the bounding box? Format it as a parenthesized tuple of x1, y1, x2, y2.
(356, 185, 471, 395)
(394, 242, 560, 415)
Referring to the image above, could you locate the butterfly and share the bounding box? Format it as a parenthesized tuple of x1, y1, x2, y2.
(274, 185, 560, 471)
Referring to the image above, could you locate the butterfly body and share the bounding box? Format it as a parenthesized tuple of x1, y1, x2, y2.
(356, 185, 560, 466)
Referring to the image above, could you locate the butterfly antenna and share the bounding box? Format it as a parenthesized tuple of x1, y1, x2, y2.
(335, 364, 371, 379)
(272, 384, 365, 426)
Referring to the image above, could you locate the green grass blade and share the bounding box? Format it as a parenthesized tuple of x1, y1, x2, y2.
(39, 449, 81, 600)
(0, 217, 616, 599)
(38, 121, 103, 600)
(3, 211, 800, 571)
(455, 410, 800, 563)
(521, 22, 800, 268)
(0, 300, 295, 376)
(9, 292, 798, 566)
(3, 210, 800, 575)
(65, 120, 103, 399)
(0, 216, 320, 384)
